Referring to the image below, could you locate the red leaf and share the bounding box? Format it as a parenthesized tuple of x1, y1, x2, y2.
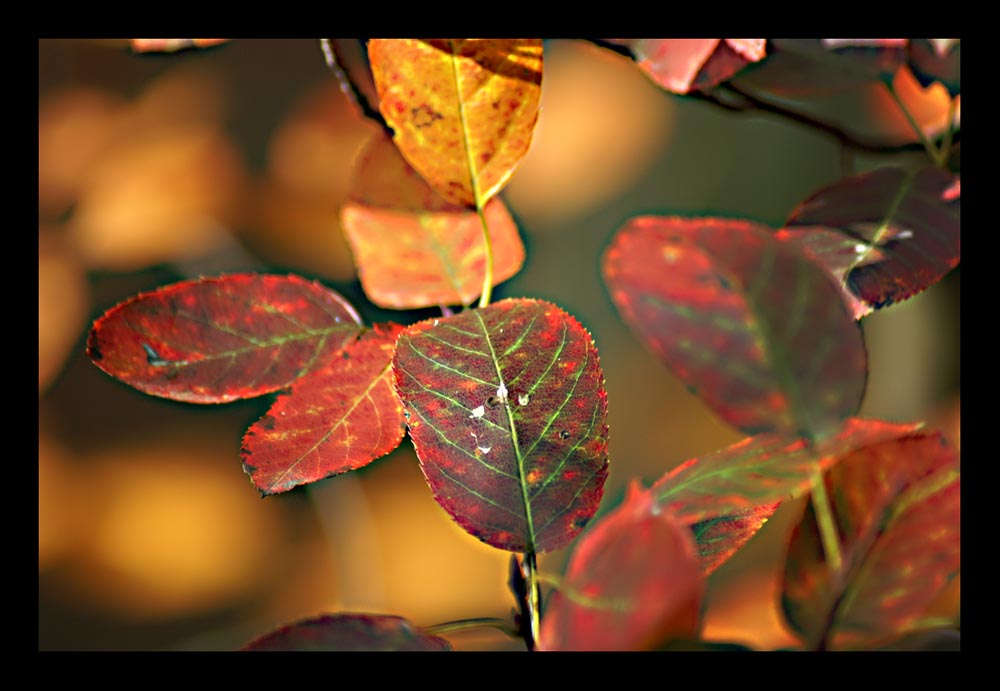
(242, 613, 450, 651)
(603, 216, 867, 440)
(909, 39, 960, 95)
(130, 39, 229, 53)
(783, 432, 960, 649)
(653, 418, 922, 524)
(538, 482, 704, 651)
(393, 299, 609, 553)
(781, 166, 960, 318)
(688, 503, 780, 575)
(87, 274, 363, 403)
(618, 39, 766, 94)
(241, 323, 406, 495)
(369, 39, 542, 208)
(342, 132, 524, 309)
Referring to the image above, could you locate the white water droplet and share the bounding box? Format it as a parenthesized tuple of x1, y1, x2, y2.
(854, 243, 869, 254)
(477, 444, 492, 454)
(496, 383, 508, 403)
(433, 319, 440, 326)
(897, 229, 913, 239)
(518, 394, 530, 406)
(470, 405, 485, 419)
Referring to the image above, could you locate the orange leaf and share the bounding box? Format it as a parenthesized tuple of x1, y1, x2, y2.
(369, 39, 542, 208)
(342, 132, 524, 309)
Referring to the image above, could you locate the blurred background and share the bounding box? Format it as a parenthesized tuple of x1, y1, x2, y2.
(39, 38, 959, 651)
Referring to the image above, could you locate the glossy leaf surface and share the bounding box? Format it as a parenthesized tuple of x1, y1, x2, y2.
(241, 323, 406, 495)
(688, 503, 780, 575)
(242, 613, 450, 651)
(342, 132, 524, 309)
(781, 167, 960, 317)
(393, 299, 609, 553)
(87, 274, 363, 403)
(617, 39, 766, 94)
(538, 483, 703, 651)
(653, 418, 922, 524)
(369, 39, 542, 207)
(604, 216, 867, 439)
(783, 432, 960, 649)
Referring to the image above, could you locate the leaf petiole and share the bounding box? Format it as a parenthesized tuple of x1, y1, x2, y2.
(423, 617, 521, 639)
(477, 204, 495, 308)
(883, 81, 943, 166)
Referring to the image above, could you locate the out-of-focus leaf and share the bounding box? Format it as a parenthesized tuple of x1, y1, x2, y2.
(393, 299, 609, 553)
(783, 432, 959, 650)
(342, 132, 524, 309)
(909, 39, 960, 96)
(603, 216, 867, 440)
(614, 39, 765, 94)
(538, 483, 703, 651)
(653, 418, 922, 524)
(878, 628, 960, 651)
(689, 503, 780, 575)
(369, 39, 542, 207)
(87, 274, 363, 403)
(735, 39, 907, 97)
(130, 39, 229, 53)
(39, 227, 91, 393)
(780, 166, 960, 318)
(242, 323, 406, 495)
(243, 613, 450, 651)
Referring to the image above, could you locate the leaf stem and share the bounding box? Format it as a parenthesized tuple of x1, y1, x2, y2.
(423, 617, 520, 638)
(883, 80, 942, 166)
(477, 204, 495, 308)
(939, 96, 958, 166)
(810, 471, 843, 574)
(524, 552, 541, 648)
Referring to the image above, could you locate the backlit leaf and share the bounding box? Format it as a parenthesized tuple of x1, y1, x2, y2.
(130, 39, 229, 53)
(783, 432, 960, 650)
(653, 418, 922, 524)
(369, 39, 542, 207)
(615, 39, 766, 94)
(689, 503, 780, 575)
(87, 274, 363, 403)
(781, 166, 960, 317)
(393, 299, 609, 553)
(242, 613, 450, 651)
(241, 323, 406, 495)
(603, 216, 867, 439)
(342, 131, 524, 309)
(538, 482, 703, 651)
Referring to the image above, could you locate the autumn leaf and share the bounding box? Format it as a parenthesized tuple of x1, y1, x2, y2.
(611, 39, 766, 94)
(688, 503, 780, 576)
(780, 166, 960, 318)
(130, 39, 229, 53)
(242, 613, 450, 651)
(783, 432, 960, 650)
(909, 39, 960, 95)
(603, 216, 867, 440)
(87, 274, 363, 403)
(393, 299, 609, 553)
(652, 418, 922, 525)
(369, 39, 542, 208)
(538, 482, 703, 651)
(342, 131, 524, 309)
(241, 323, 406, 495)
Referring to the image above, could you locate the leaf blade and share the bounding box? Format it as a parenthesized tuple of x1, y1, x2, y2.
(241, 323, 406, 495)
(369, 39, 542, 207)
(242, 613, 450, 651)
(393, 299, 609, 553)
(87, 274, 363, 403)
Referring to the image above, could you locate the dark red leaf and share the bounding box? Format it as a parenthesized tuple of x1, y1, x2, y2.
(783, 432, 960, 650)
(87, 274, 363, 403)
(393, 299, 609, 553)
(242, 613, 450, 651)
(538, 482, 703, 651)
(781, 166, 960, 317)
(652, 418, 922, 524)
(616, 39, 765, 95)
(342, 132, 524, 309)
(603, 216, 867, 440)
(908, 39, 960, 96)
(688, 503, 780, 575)
(734, 39, 907, 97)
(241, 323, 406, 495)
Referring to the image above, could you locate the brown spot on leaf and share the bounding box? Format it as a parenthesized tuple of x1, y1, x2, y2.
(411, 105, 443, 129)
